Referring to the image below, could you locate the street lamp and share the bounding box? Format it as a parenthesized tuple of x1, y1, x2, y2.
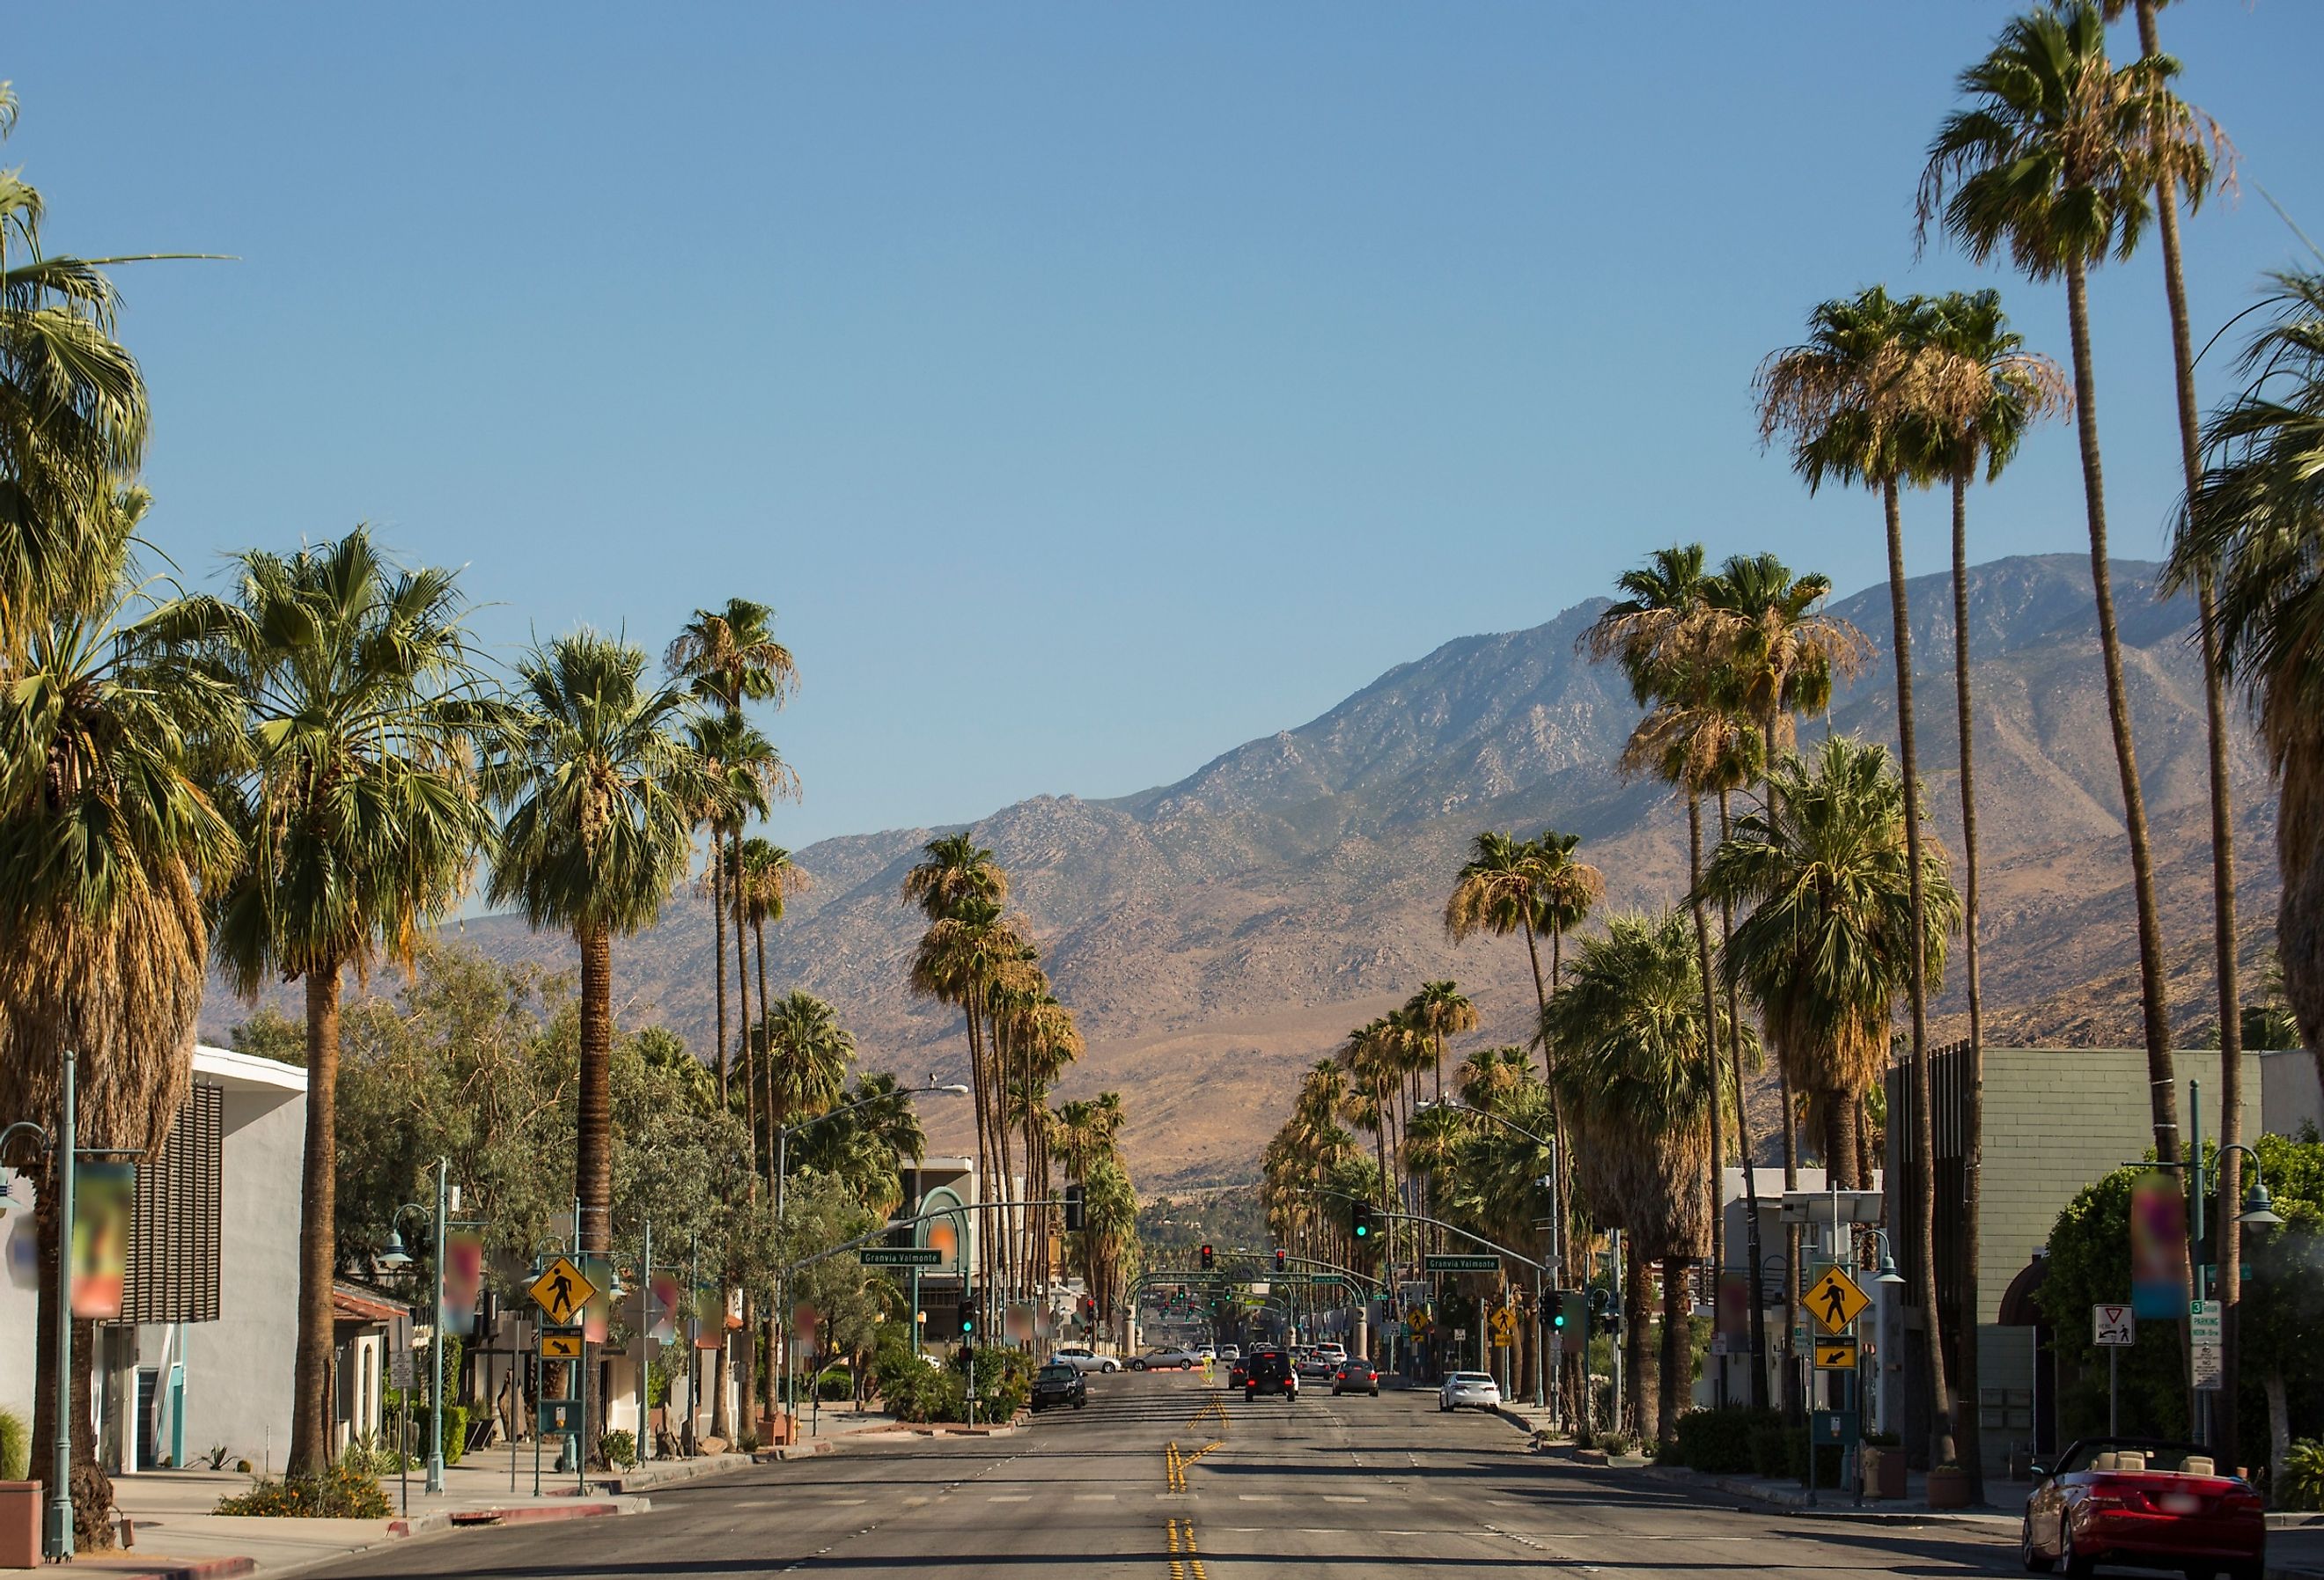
(1, 1046, 74, 1560)
(386, 1158, 459, 1495)
(1418, 1098, 1560, 1412)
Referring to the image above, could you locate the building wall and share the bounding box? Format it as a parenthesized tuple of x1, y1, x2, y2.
(2259, 1050, 2323, 1138)
(0, 1167, 36, 1428)
(179, 1077, 305, 1470)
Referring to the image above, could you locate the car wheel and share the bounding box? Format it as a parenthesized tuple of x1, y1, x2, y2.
(2057, 1518, 2089, 1579)
(2021, 1518, 2054, 1574)
(1370, 1387, 1379, 1397)
(1075, 1399, 1086, 1410)
(1129, 1360, 1145, 1371)
(1245, 1389, 1255, 1402)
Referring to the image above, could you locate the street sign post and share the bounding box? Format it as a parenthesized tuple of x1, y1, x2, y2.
(1423, 1254, 1499, 1273)
(2190, 1299, 2223, 1393)
(861, 1247, 943, 1268)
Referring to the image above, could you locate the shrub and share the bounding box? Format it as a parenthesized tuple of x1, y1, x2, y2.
(340, 1432, 415, 1476)
(217, 1466, 391, 1518)
(0, 1407, 26, 1481)
(1748, 1423, 1791, 1478)
(817, 1365, 853, 1401)
(1597, 1429, 1636, 1457)
(234, 1459, 253, 1474)
(1671, 1407, 1780, 1474)
(2283, 1440, 2324, 1512)
(203, 1443, 234, 1472)
(1779, 1429, 1843, 1488)
(439, 1406, 467, 1468)
(599, 1429, 636, 1468)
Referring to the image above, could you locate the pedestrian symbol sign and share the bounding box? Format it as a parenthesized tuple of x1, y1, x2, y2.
(2092, 1304, 2136, 1347)
(1489, 1306, 1518, 1349)
(1802, 1266, 1869, 1334)
(529, 1256, 596, 1326)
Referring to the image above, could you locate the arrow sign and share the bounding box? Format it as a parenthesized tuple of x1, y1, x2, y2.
(2092, 1304, 2136, 1347)
(1813, 1334, 1859, 1371)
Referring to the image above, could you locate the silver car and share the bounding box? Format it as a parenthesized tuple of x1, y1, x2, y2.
(1048, 1346, 1121, 1374)
(1438, 1371, 1502, 1412)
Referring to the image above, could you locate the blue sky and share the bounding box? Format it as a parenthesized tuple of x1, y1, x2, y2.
(11, 4, 2321, 846)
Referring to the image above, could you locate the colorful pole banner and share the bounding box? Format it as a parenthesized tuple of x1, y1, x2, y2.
(442, 1231, 485, 1336)
(693, 1284, 724, 1350)
(581, 1254, 614, 1344)
(2129, 1171, 2190, 1319)
(649, 1274, 682, 1343)
(70, 1162, 134, 1319)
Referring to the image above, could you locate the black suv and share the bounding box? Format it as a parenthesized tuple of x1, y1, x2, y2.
(1244, 1349, 1298, 1402)
(1031, 1363, 1087, 1412)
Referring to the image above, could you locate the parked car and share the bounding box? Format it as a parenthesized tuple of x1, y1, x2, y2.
(1048, 1346, 1121, 1375)
(1030, 1363, 1088, 1412)
(1244, 1349, 1299, 1402)
(1438, 1371, 1501, 1412)
(1217, 1345, 1241, 1363)
(2021, 1438, 2264, 1580)
(1128, 1346, 1202, 1371)
(1332, 1356, 1379, 1396)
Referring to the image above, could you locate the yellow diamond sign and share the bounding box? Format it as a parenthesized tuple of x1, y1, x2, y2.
(529, 1255, 597, 1326)
(1802, 1266, 1869, 1335)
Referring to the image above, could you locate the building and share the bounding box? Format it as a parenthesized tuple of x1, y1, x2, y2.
(1884, 1044, 2324, 1483)
(3, 1044, 308, 1474)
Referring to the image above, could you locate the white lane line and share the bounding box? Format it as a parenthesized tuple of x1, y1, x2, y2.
(988, 1494, 1032, 1502)
(1237, 1494, 1283, 1502)
(1072, 1493, 1117, 1502)
(901, 1495, 930, 1505)
(1322, 1495, 1367, 1503)
(825, 1498, 867, 1505)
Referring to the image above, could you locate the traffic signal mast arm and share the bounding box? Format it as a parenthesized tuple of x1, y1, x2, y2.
(782, 1196, 1073, 1275)
(1308, 1187, 1549, 1274)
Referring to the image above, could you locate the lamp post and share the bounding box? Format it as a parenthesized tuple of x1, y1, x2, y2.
(378, 1158, 454, 1494)
(0, 1047, 74, 1558)
(1418, 1099, 1559, 1414)
(771, 1083, 967, 1427)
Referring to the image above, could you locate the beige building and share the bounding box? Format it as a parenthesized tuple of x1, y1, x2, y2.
(1885, 1045, 2323, 1482)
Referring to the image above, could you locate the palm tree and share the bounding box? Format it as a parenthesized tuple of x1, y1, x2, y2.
(1545, 911, 1724, 1448)
(762, 991, 856, 1157)
(1408, 981, 1476, 1106)
(737, 838, 809, 1172)
(1757, 284, 1972, 1459)
(2172, 263, 2324, 1128)
(0, 493, 241, 1505)
(2096, 0, 2251, 1469)
(1916, 287, 2066, 1494)
(206, 530, 495, 1478)
(1919, 0, 2223, 1176)
(1703, 737, 1960, 1186)
(482, 633, 702, 1259)
(0, 90, 153, 645)
(687, 711, 788, 1106)
(1445, 831, 1553, 1052)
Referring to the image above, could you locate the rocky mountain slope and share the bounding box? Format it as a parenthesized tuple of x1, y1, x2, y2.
(210, 555, 2279, 1191)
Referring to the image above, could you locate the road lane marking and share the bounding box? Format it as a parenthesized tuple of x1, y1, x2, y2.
(989, 1494, 1032, 1502)
(1165, 1516, 1209, 1580)
(1074, 1493, 1117, 1501)
(1235, 1494, 1283, 1502)
(1322, 1495, 1367, 1503)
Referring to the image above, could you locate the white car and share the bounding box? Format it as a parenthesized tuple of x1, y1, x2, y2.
(1048, 1346, 1121, 1375)
(1127, 1346, 1202, 1371)
(1439, 1371, 1502, 1413)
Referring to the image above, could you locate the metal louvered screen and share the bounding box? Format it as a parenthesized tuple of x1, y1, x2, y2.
(123, 1083, 222, 1323)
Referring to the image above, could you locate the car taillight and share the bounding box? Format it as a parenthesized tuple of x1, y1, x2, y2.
(2085, 1491, 2125, 1511)
(2222, 1492, 2262, 1513)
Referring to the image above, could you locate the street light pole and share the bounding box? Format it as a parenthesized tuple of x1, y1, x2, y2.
(50, 1048, 76, 1559)
(428, 1157, 448, 1493)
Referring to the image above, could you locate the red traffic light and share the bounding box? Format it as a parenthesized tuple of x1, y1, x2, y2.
(1199, 1244, 1215, 1270)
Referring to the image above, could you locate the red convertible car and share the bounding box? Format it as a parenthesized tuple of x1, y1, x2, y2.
(2022, 1438, 2265, 1580)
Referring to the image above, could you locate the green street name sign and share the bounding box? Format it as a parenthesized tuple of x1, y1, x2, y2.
(1306, 1274, 1347, 1287)
(1424, 1254, 1500, 1273)
(861, 1247, 943, 1268)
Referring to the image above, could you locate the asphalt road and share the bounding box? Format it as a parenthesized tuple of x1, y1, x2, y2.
(305, 1369, 2026, 1580)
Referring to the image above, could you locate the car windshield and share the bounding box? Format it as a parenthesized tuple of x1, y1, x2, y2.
(1038, 1366, 1075, 1382)
(2057, 1440, 2217, 1475)
(1452, 1372, 1495, 1385)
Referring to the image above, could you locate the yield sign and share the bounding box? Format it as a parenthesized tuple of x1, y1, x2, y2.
(1802, 1265, 1870, 1334)
(529, 1255, 597, 1326)
(2092, 1304, 2136, 1347)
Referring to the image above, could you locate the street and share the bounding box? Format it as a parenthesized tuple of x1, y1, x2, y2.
(305, 1371, 2023, 1580)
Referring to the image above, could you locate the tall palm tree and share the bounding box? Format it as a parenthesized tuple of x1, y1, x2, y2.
(687, 711, 788, 1105)
(1408, 981, 1476, 1106)
(2171, 273, 2324, 1362)
(1545, 911, 1724, 1448)
(2099, 0, 2251, 1468)
(0, 495, 241, 1504)
(1919, 0, 2222, 1175)
(1757, 285, 1968, 1461)
(1916, 286, 2066, 1495)
(1703, 737, 1960, 1187)
(482, 633, 702, 1261)
(737, 838, 809, 1172)
(761, 991, 855, 1150)
(1445, 831, 1553, 1043)
(207, 530, 495, 1478)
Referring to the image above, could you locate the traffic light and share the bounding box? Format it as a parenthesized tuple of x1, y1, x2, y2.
(1273, 1247, 1287, 1274)
(1544, 1290, 1570, 1331)
(956, 1298, 975, 1337)
(1589, 1286, 1619, 1340)
(1351, 1202, 1372, 1240)
(1063, 1182, 1086, 1232)
(1560, 1289, 1588, 1334)
(1200, 1244, 1215, 1270)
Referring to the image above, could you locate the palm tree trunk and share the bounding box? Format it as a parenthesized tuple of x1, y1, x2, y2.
(754, 916, 772, 1171)
(711, 846, 728, 1107)
(1687, 796, 1726, 1371)
(1823, 1096, 1861, 1191)
(1719, 788, 1769, 1410)
(288, 962, 343, 1477)
(577, 924, 614, 1254)
(2064, 254, 2182, 1165)
(1951, 471, 1990, 1499)
(732, 830, 752, 1118)
(1658, 1256, 1689, 1448)
(1623, 1237, 1651, 1438)
(2132, 0, 2245, 1455)
(1884, 474, 1957, 1472)
(1767, 699, 1804, 1425)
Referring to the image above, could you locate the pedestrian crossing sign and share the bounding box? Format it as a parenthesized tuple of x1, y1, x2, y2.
(529, 1255, 597, 1326)
(1802, 1266, 1869, 1334)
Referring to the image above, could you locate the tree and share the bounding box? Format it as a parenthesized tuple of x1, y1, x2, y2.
(685, 711, 787, 1105)
(1916, 285, 2067, 1491)
(902, 835, 1011, 1290)
(482, 632, 702, 1260)
(206, 529, 492, 1481)
(1758, 284, 1970, 1468)
(0, 491, 239, 1514)
(737, 837, 809, 1172)
(1702, 736, 1959, 1190)
(1919, 0, 2223, 1178)
(1544, 911, 1725, 1448)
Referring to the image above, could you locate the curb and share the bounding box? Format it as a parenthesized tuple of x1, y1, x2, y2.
(75, 1559, 256, 1580)
(1649, 1465, 2018, 1527)
(386, 1497, 644, 1539)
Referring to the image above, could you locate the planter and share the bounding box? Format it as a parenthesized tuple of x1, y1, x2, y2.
(1926, 1465, 1971, 1510)
(1859, 1447, 1907, 1501)
(0, 1481, 36, 1569)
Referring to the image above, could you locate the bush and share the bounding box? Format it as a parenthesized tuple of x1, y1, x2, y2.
(2284, 1440, 2324, 1512)
(1748, 1423, 1791, 1478)
(217, 1466, 392, 1518)
(439, 1406, 467, 1468)
(599, 1429, 636, 1468)
(1597, 1429, 1636, 1457)
(952, 1346, 1033, 1422)
(340, 1432, 414, 1475)
(817, 1365, 853, 1401)
(0, 1407, 26, 1481)
(1671, 1407, 1781, 1474)
(1776, 1429, 1843, 1488)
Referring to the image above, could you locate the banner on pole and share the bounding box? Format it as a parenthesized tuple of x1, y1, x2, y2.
(648, 1274, 682, 1342)
(2129, 1172, 2190, 1319)
(441, 1231, 485, 1336)
(70, 1162, 134, 1319)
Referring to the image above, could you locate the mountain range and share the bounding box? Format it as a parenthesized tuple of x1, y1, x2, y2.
(203, 554, 2280, 1192)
